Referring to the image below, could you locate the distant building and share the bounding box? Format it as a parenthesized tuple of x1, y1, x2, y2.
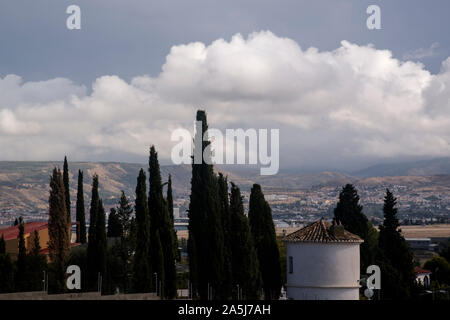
(406, 238, 431, 251)
(0, 222, 50, 259)
(0, 221, 78, 260)
(283, 219, 363, 300)
(173, 207, 180, 219)
(414, 267, 431, 288)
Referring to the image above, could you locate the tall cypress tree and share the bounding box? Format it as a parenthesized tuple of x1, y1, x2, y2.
(15, 217, 27, 291)
(149, 146, 177, 298)
(48, 168, 71, 293)
(0, 235, 5, 255)
(133, 169, 152, 293)
(76, 170, 86, 244)
(107, 208, 122, 238)
(116, 191, 133, 293)
(248, 184, 281, 300)
(188, 110, 227, 300)
(229, 182, 261, 299)
(217, 173, 233, 298)
(378, 189, 416, 299)
(0, 234, 14, 293)
(87, 174, 100, 291)
(63, 156, 71, 220)
(334, 184, 378, 272)
(167, 174, 180, 262)
(96, 199, 108, 292)
(28, 230, 47, 291)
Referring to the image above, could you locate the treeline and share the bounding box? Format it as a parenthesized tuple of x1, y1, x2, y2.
(0, 218, 47, 293)
(188, 110, 281, 300)
(69, 146, 179, 297)
(0, 148, 179, 296)
(333, 184, 419, 299)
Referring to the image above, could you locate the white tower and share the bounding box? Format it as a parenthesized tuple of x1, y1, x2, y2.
(283, 219, 363, 300)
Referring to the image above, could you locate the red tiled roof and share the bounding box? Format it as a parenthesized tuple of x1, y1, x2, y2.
(0, 222, 48, 241)
(283, 219, 363, 243)
(414, 267, 431, 274)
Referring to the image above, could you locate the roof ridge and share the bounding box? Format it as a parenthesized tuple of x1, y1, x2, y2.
(283, 219, 363, 243)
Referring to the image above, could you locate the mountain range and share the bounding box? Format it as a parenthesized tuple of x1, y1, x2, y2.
(2, 157, 450, 214)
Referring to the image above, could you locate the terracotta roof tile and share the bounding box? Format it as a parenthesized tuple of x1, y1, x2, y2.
(283, 219, 363, 243)
(0, 222, 48, 241)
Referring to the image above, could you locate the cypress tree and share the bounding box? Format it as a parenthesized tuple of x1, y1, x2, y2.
(248, 184, 281, 300)
(107, 208, 122, 238)
(76, 170, 87, 244)
(31, 230, 41, 256)
(0, 234, 14, 293)
(15, 217, 27, 291)
(96, 199, 108, 292)
(188, 110, 227, 300)
(28, 230, 47, 291)
(217, 173, 233, 298)
(334, 184, 378, 272)
(0, 235, 5, 254)
(378, 189, 416, 299)
(148, 146, 177, 298)
(229, 182, 261, 299)
(167, 175, 180, 262)
(48, 168, 71, 293)
(63, 156, 71, 220)
(133, 169, 152, 292)
(116, 191, 134, 293)
(87, 174, 100, 291)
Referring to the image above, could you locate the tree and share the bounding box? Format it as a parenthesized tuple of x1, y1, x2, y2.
(96, 199, 108, 293)
(188, 110, 227, 300)
(438, 238, 450, 264)
(148, 146, 177, 298)
(248, 184, 281, 300)
(76, 170, 87, 244)
(87, 174, 100, 291)
(424, 256, 450, 286)
(15, 217, 27, 291)
(334, 184, 378, 272)
(167, 174, 180, 262)
(0, 234, 14, 293)
(217, 173, 233, 298)
(107, 207, 121, 238)
(63, 156, 71, 220)
(31, 230, 41, 256)
(116, 191, 134, 293)
(133, 169, 152, 293)
(48, 168, 71, 293)
(27, 230, 47, 291)
(0, 235, 5, 255)
(378, 189, 416, 299)
(229, 182, 261, 299)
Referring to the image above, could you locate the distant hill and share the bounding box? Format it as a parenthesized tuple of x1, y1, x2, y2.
(0, 161, 357, 214)
(0, 161, 193, 214)
(354, 157, 450, 177)
(3, 159, 450, 216)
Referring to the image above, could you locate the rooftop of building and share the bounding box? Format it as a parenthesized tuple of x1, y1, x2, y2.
(414, 267, 432, 275)
(283, 218, 363, 244)
(0, 222, 48, 241)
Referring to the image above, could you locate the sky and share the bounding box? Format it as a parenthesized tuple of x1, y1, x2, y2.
(0, 0, 450, 172)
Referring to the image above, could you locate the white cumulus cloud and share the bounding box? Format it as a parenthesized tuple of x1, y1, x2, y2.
(1, 31, 450, 170)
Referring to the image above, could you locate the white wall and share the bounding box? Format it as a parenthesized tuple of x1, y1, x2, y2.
(286, 242, 361, 300)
